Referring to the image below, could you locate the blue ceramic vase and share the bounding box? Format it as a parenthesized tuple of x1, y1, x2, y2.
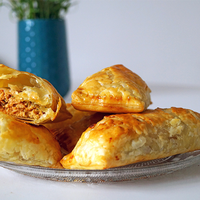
(18, 19, 70, 97)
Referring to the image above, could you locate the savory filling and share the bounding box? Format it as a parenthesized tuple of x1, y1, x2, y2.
(0, 89, 44, 120)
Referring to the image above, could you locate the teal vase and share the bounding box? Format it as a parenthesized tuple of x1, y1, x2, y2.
(18, 19, 70, 97)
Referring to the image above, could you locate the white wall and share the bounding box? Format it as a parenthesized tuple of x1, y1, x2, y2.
(0, 0, 200, 88)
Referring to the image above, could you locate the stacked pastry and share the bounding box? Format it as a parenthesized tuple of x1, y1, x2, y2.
(59, 65, 200, 169)
(0, 64, 72, 168)
(0, 64, 200, 170)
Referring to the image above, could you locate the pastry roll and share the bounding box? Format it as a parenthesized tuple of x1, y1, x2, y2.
(45, 103, 106, 153)
(0, 64, 71, 124)
(61, 107, 200, 170)
(0, 113, 62, 168)
(71, 64, 152, 113)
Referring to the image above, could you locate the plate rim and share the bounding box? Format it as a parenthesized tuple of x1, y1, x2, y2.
(0, 150, 200, 182)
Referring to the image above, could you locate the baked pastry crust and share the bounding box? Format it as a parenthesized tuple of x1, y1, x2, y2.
(71, 64, 152, 113)
(60, 107, 200, 170)
(0, 113, 62, 168)
(0, 64, 72, 124)
(45, 103, 106, 153)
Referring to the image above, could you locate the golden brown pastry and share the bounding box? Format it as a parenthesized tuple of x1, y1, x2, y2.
(0, 112, 62, 168)
(61, 107, 200, 170)
(71, 64, 152, 113)
(0, 64, 72, 124)
(45, 103, 106, 153)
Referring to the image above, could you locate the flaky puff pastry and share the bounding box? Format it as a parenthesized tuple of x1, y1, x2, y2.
(71, 65, 151, 113)
(61, 107, 200, 170)
(0, 64, 71, 124)
(0, 113, 62, 168)
(45, 103, 106, 153)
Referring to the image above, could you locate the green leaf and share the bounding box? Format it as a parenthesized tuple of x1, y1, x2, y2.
(0, 0, 73, 20)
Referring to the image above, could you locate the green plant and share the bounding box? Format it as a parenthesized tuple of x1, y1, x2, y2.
(0, 0, 73, 20)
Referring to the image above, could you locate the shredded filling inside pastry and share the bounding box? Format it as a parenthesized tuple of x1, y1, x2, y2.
(0, 89, 44, 120)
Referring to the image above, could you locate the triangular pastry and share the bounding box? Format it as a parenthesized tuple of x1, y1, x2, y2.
(0, 113, 62, 168)
(60, 107, 200, 170)
(71, 64, 152, 113)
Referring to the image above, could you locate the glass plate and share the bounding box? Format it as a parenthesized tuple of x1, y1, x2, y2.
(0, 150, 200, 183)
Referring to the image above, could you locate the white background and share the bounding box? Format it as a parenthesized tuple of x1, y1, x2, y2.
(1, 1, 200, 200)
(1, 0, 200, 86)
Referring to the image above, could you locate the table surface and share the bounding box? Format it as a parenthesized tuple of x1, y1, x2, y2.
(1, 82, 200, 200)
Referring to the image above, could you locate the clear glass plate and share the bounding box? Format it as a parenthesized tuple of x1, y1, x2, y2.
(0, 150, 200, 183)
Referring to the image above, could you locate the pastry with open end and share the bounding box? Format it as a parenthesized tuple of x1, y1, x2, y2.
(0, 64, 72, 124)
(71, 64, 152, 113)
(60, 107, 200, 170)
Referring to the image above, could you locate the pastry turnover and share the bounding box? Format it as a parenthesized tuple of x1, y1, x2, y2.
(0, 64, 71, 124)
(71, 64, 152, 113)
(45, 103, 106, 153)
(61, 107, 200, 170)
(0, 113, 62, 168)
